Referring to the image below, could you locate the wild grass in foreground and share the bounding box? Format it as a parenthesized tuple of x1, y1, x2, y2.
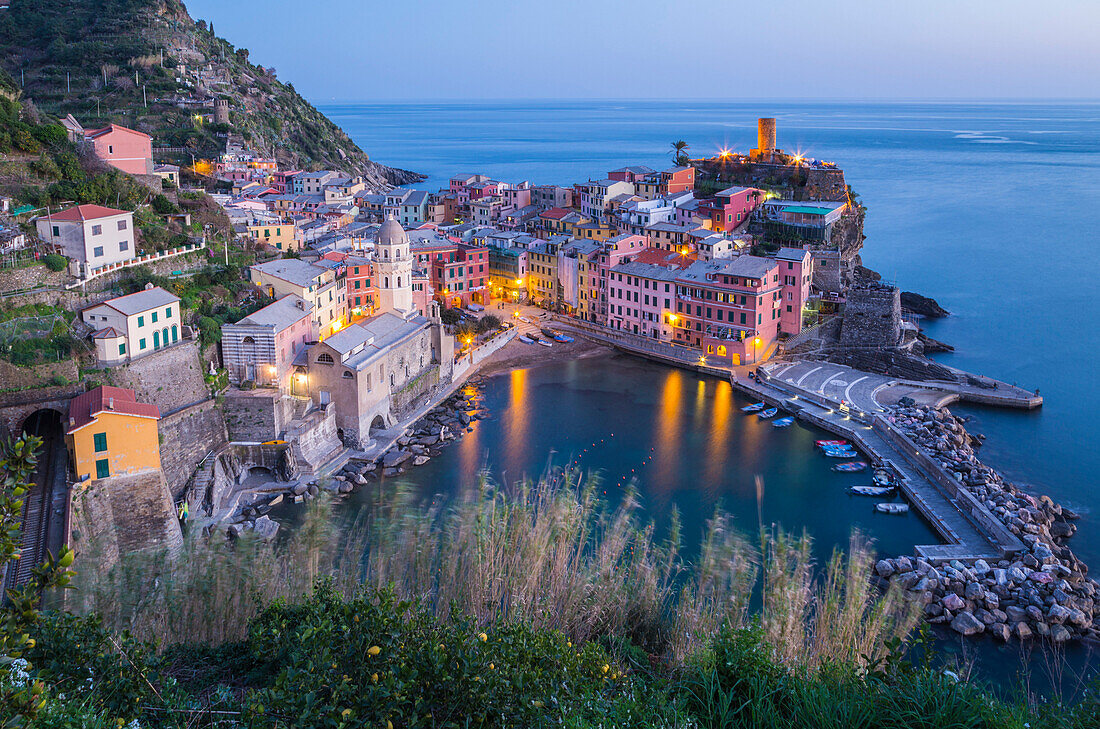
(15, 470, 1094, 727)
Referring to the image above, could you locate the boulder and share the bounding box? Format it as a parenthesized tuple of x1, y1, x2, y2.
(252, 515, 280, 540)
(943, 593, 966, 612)
(1015, 622, 1033, 640)
(950, 612, 985, 636)
(413, 455, 430, 466)
(990, 623, 1011, 642)
(875, 560, 896, 578)
(1050, 624, 1072, 643)
(1005, 606, 1028, 624)
(1047, 604, 1072, 625)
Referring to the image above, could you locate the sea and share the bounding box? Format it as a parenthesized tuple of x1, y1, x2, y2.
(316, 100, 1100, 691)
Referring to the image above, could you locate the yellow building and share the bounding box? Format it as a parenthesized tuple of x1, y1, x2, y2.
(248, 222, 301, 252)
(66, 386, 162, 483)
(575, 222, 616, 242)
(526, 242, 558, 305)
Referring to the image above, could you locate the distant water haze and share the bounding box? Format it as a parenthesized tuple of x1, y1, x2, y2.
(320, 99, 1100, 568)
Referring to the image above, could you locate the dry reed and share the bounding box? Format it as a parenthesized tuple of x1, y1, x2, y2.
(67, 469, 919, 667)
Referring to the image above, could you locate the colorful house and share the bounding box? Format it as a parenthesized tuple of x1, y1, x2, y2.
(35, 204, 135, 276)
(80, 285, 182, 365)
(84, 124, 153, 175)
(66, 386, 161, 483)
(222, 294, 313, 390)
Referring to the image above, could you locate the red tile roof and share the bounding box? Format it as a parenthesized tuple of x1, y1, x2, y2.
(633, 247, 696, 268)
(44, 204, 129, 222)
(84, 123, 152, 141)
(67, 386, 160, 434)
(540, 207, 574, 220)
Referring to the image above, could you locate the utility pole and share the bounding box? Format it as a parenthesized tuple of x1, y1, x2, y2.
(67, 72, 70, 93)
(143, 85, 147, 107)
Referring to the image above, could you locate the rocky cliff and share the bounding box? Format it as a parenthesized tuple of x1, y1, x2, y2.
(0, 0, 422, 189)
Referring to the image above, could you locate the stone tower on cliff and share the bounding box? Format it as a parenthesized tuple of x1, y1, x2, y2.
(376, 216, 414, 317)
(213, 98, 230, 125)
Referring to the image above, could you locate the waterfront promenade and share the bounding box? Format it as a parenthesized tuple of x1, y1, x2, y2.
(556, 318, 1027, 563)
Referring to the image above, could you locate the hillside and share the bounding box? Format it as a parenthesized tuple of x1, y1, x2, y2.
(0, 0, 422, 190)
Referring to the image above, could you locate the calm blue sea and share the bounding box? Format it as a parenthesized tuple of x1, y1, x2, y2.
(317, 100, 1100, 689)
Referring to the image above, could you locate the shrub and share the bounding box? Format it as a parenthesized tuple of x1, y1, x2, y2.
(477, 313, 501, 332)
(43, 253, 67, 272)
(151, 194, 179, 215)
(440, 307, 461, 326)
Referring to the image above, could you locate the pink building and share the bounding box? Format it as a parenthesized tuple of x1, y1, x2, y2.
(607, 165, 656, 183)
(660, 166, 695, 194)
(592, 234, 648, 324)
(672, 255, 782, 365)
(84, 124, 153, 175)
(606, 249, 691, 338)
(323, 252, 378, 321)
(221, 294, 314, 390)
(697, 186, 764, 232)
(271, 170, 302, 193)
(774, 247, 813, 336)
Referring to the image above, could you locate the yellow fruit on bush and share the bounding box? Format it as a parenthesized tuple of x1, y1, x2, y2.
(371, 673, 378, 684)
(368, 645, 381, 656)
(478, 632, 488, 642)
(601, 664, 609, 674)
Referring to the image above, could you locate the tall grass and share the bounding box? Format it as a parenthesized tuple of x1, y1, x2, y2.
(67, 469, 916, 667)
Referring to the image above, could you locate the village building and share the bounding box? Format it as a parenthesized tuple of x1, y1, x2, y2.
(66, 386, 161, 483)
(80, 285, 181, 365)
(36, 204, 135, 277)
(249, 258, 347, 340)
(221, 294, 313, 390)
(83, 123, 153, 175)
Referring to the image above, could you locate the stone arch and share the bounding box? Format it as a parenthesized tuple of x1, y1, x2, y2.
(22, 407, 64, 438)
(368, 415, 386, 438)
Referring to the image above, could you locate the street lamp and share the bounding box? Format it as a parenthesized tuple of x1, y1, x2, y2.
(753, 337, 761, 364)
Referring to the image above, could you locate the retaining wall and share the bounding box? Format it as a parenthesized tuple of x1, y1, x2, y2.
(159, 399, 228, 499)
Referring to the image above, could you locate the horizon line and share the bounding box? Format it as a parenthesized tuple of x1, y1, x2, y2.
(313, 96, 1100, 105)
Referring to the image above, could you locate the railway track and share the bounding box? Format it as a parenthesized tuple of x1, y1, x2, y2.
(2, 427, 61, 596)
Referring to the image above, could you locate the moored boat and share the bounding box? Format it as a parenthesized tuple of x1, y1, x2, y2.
(823, 448, 858, 458)
(537, 338, 553, 348)
(872, 469, 895, 487)
(875, 503, 910, 515)
(832, 461, 868, 472)
(518, 334, 534, 344)
(758, 407, 779, 419)
(816, 439, 848, 448)
(772, 416, 794, 427)
(850, 485, 895, 497)
(742, 402, 765, 413)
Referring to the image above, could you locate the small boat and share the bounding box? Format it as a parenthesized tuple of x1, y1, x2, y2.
(824, 450, 858, 458)
(518, 316, 531, 323)
(816, 439, 848, 448)
(872, 469, 894, 487)
(758, 408, 779, 419)
(537, 339, 553, 348)
(850, 485, 895, 497)
(875, 503, 910, 515)
(541, 327, 573, 343)
(742, 402, 765, 413)
(518, 334, 534, 344)
(555, 333, 574, 343)
(772, 417, 794, 428)
(832, 461, 868, 472)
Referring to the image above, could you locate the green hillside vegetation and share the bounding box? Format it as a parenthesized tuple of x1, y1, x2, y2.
(0, 0, 420, 186)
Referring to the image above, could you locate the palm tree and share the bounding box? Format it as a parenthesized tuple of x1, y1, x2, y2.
(670, 140, 690, 165)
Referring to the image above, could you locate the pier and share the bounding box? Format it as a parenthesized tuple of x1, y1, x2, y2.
(556, 318, 1029, 563)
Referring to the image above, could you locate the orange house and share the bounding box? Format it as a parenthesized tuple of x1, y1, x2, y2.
(66, 386, 161, 483)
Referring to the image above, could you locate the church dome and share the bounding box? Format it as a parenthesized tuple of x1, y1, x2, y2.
(378, 216, 408, 247)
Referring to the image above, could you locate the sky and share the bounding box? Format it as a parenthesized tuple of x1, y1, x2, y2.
(183, 0, 1100, 102)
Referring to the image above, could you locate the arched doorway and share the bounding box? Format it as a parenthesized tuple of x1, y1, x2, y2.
(368, 415, 386, 440)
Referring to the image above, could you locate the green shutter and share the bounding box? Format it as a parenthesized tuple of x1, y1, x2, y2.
(95, 458, 110, 479)
(93, 432, 107, 452)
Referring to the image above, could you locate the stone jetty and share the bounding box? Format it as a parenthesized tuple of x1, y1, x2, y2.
(876, 404, 1096, 642)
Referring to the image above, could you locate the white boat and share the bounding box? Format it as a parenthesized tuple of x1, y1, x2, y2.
(537, 339, 552, 348)
(850, 485, 895, 497)
(772, 417, 794, 427)
(742, 402, 765, 413)
(875, 503, 910, 515)
(518, 334, 534, 344)
(823, 448, 858, 458)
(518, 316, 531, 323)
(758, 408, 779, 419)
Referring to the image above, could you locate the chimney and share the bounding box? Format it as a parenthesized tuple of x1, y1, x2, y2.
(296, 299, 305, 310)
(68, 417, 75, 429)
(144, 282, 154, 290)
(108, 397, 114, 410)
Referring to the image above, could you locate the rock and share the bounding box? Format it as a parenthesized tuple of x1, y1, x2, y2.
(1029, 571, 1053, 585)
(1006, 606, 1028, 624)
(875, 560, 896, 578)
(943, 594, 966, 612)
(338, 482, 353, 494)
(1047, 604, 1072, 625)
(1015, 622, 1033, 640)
(984, 593, 1000, 611)
(252, 515, 280, 540)
(950, 612, 985, 636)
(965, 582, 984, 601)
(354, 473, 367, 485)
(1050, 625, 1072, 643)
(307, 484, 319, 496)
(1007, 567, 1028, 583)
(413, 455, 430, 466)
(991, 623, 1011, 642)
(973, 559, 991, 576)
(383, 449, 412, 467)
(1050, 521, 1075, 539)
